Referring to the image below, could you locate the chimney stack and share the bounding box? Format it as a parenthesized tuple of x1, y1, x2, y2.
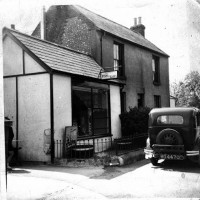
(130, 17, 145, 37)
(41, 6, 46, 40)
(11, 24, 15, 30)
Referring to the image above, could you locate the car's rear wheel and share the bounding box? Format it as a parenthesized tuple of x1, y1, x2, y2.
(150, 157, 159, 166)
(156, 128, 183, 145)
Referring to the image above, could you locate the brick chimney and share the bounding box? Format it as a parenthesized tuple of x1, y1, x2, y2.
(130, 17, 145, 37)
(11, 24, 15, 29)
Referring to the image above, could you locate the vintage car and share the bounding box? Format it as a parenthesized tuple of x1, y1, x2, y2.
(144, 107, 200, 166)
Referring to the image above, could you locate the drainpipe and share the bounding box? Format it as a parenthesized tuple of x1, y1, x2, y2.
(50, 74, 54, 163)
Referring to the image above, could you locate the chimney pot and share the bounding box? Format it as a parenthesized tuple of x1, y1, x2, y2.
(134, 18, 137, 26)
(11, 24, 15, 29)
(130, 17, 145, 37)
(138, 17, 142, 25)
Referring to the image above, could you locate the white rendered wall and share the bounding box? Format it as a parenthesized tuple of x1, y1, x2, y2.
(4, 78, 17, 139)
(18, 74, 50, 162)
(53, 75, 72, 139)
(25, 52, 45, 74)
(0, 36, 6, 200)
(110, 85, 121, 139)
(3, 36, 23, 76)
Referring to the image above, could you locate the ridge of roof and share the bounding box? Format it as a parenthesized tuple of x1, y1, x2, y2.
(3, 27, 92, 57)
(71, 5, 169, 57)
(73, 5, 141, 35)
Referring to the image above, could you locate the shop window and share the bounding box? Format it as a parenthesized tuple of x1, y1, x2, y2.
(154, 95, 161, 108)
(138, 93, 144, 108)
(113, 42, 124, 76)
(72, 85, 110, 137)
(152, 55, 160, 85)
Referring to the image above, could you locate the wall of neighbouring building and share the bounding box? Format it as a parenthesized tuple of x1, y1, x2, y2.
(4, 78, 17, 139)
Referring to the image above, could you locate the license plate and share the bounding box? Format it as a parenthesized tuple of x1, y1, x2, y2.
(160, 154, 185, 160)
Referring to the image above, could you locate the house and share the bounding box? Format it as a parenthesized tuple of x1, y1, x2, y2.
(32, 5, 170, 112)
(3, 27, 122, 162)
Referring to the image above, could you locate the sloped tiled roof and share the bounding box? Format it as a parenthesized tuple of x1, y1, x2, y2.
(5, 28, 103, 78)
(73, 5, 168, 56)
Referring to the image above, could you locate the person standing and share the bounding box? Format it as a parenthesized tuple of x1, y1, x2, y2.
(5, 117, 15, 170)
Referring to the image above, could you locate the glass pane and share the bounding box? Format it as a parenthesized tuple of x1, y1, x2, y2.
(152, 59, 155, 72)
(72, 85, 110, 137)
(114, 44, 119, 59)
(72, 87, 92, 136)
(92, 89, 109, 135)
(157, 115, 184, 125)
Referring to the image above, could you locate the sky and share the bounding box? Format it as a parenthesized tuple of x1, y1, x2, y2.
(0, 0, 154, 34)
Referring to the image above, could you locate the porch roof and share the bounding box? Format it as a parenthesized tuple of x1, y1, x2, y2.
(4, 27, 103, 79)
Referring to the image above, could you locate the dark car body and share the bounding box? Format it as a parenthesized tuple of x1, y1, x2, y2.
(144, 107, 200, 166)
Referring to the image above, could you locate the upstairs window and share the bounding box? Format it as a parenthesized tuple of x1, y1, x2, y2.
(152, 55, 160, 85)
(113, 42, 124, 76)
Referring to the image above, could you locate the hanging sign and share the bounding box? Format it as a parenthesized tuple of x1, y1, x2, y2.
(101, 71, 118, 79)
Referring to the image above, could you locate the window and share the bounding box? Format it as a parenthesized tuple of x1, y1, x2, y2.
(152, 55, 160, 84)
(113, 42, 124, 76)
(72, 85, 110, 137)
(138, 93, 144, 108)
(154, 95, 161, 108)
(157, 115, 184, 125)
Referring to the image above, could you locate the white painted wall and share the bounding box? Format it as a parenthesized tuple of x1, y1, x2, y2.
(25, 52, 45, 74)
(53, 74, 72, 140)
(4, 77, 17, 139)
(18, 74, 51, 162)
(0, 35, 6, 200)
(3, 36, 23, 76)
(110, 85, 121, 139)
(170, 98, 176, 107)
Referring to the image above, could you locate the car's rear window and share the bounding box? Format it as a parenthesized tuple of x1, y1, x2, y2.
(157, 115, 184, 125)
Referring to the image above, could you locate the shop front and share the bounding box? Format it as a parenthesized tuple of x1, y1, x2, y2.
(3, 27, 122, 162)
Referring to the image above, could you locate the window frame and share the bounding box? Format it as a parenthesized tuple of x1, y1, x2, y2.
(154, 95, 161, 108)
(113, 41, 124, 77)
(72, 84, 111, 138)
(157, 115, 184, 125)
(152, 55, 160, 85)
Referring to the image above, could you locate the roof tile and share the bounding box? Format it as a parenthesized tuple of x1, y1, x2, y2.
(9, 29, 103, 78)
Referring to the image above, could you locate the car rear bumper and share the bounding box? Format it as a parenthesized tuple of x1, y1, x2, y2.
(144, 145, 199, 160)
